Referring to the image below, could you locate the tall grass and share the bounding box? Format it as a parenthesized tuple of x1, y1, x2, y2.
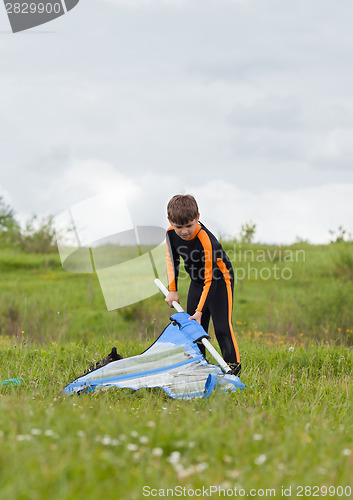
(0, 337, 352, 499)
(1, 243, 353, 344)
(1, 243, 352, 498)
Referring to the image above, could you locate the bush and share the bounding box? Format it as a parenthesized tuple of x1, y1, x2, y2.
(18, 215, 57, 254)
(0, 196, 21, 246)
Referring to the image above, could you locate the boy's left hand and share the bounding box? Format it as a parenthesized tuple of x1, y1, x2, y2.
(189, 311, 202, 324)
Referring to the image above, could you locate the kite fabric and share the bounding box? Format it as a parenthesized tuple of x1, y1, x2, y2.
(63, 312, 245, 399)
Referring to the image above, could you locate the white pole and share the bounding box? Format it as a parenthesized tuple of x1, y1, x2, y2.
(154, 279, 231, 374)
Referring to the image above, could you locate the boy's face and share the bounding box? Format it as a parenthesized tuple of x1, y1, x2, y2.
(168, 215, 200, 240)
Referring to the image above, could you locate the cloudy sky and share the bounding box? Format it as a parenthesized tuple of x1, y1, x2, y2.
(1, 0, 352, 244)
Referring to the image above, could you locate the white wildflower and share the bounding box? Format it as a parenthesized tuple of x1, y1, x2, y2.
(228, 470, 240, 479)
(77, 430, 86, 438)
(254, 454, 267, 465)
(253, 433, 263, 441)
(127, 443, 139, 451)
(131, 430, 138, 438)
(195, 462, 209, 472)
(101, 436, 112, 445)
(289, 346, 294, 352)
(44, 429, 56, 437)
(16, 434, 32, 442)
(147, 421, 156, 428)
(30, 429, 42, 436)
(177, 466, 194, 479)
(152, 447, 163, 457)
(167, 451, 181, 464)
(139, 436, 149, 444)
(218, 482, 232, 489)
(342, 449, 351, 456)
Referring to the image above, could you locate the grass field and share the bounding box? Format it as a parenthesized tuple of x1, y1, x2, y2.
(0, 242, 353, 498)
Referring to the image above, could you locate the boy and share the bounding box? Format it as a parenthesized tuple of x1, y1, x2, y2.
(165, 194, 241, 375)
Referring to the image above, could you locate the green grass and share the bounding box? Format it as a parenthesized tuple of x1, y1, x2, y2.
(0, 242, 353, 498)
(1, 242, 353, 344)
(0, 337, 352, 499)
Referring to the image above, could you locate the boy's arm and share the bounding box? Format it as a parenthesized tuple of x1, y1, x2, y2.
(189, 310, 202, 323)
(166, 231, 180, 292)
(165, 290, 180, 308)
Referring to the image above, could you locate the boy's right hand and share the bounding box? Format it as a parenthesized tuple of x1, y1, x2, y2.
(165, 291, 180, 308)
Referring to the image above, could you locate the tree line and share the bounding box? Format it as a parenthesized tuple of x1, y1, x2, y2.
(0, 196, 56, 253)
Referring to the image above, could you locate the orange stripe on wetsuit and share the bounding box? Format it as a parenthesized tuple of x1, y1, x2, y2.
(186, 223, 202, 241)
(195, 229, 213, 313)
(166, 227, 178, 291)
(217, 258, 241, 364)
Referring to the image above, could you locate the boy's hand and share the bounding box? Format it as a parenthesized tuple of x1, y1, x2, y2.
(189, 311, 202, 324)
(165, 291, 180, 308)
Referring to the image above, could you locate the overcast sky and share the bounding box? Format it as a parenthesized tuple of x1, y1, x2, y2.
(1, 0, 352, 244)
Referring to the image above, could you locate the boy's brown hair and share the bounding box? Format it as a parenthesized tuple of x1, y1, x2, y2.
(167, 194, 199, 225)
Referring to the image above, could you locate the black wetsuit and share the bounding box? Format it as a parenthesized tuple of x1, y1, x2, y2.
(166, 222, 240, 366)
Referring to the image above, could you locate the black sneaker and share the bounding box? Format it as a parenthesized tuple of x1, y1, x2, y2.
(86, 347, 123, 374)
(228, 363, 241, 376)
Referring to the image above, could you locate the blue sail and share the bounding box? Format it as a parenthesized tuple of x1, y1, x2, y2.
(63, 312, 245, 399)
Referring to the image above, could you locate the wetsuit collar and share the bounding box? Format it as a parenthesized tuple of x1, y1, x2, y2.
(185, 222, 202, 241)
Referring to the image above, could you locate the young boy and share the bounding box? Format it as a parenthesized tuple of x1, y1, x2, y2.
(165, 194, 241, 375)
